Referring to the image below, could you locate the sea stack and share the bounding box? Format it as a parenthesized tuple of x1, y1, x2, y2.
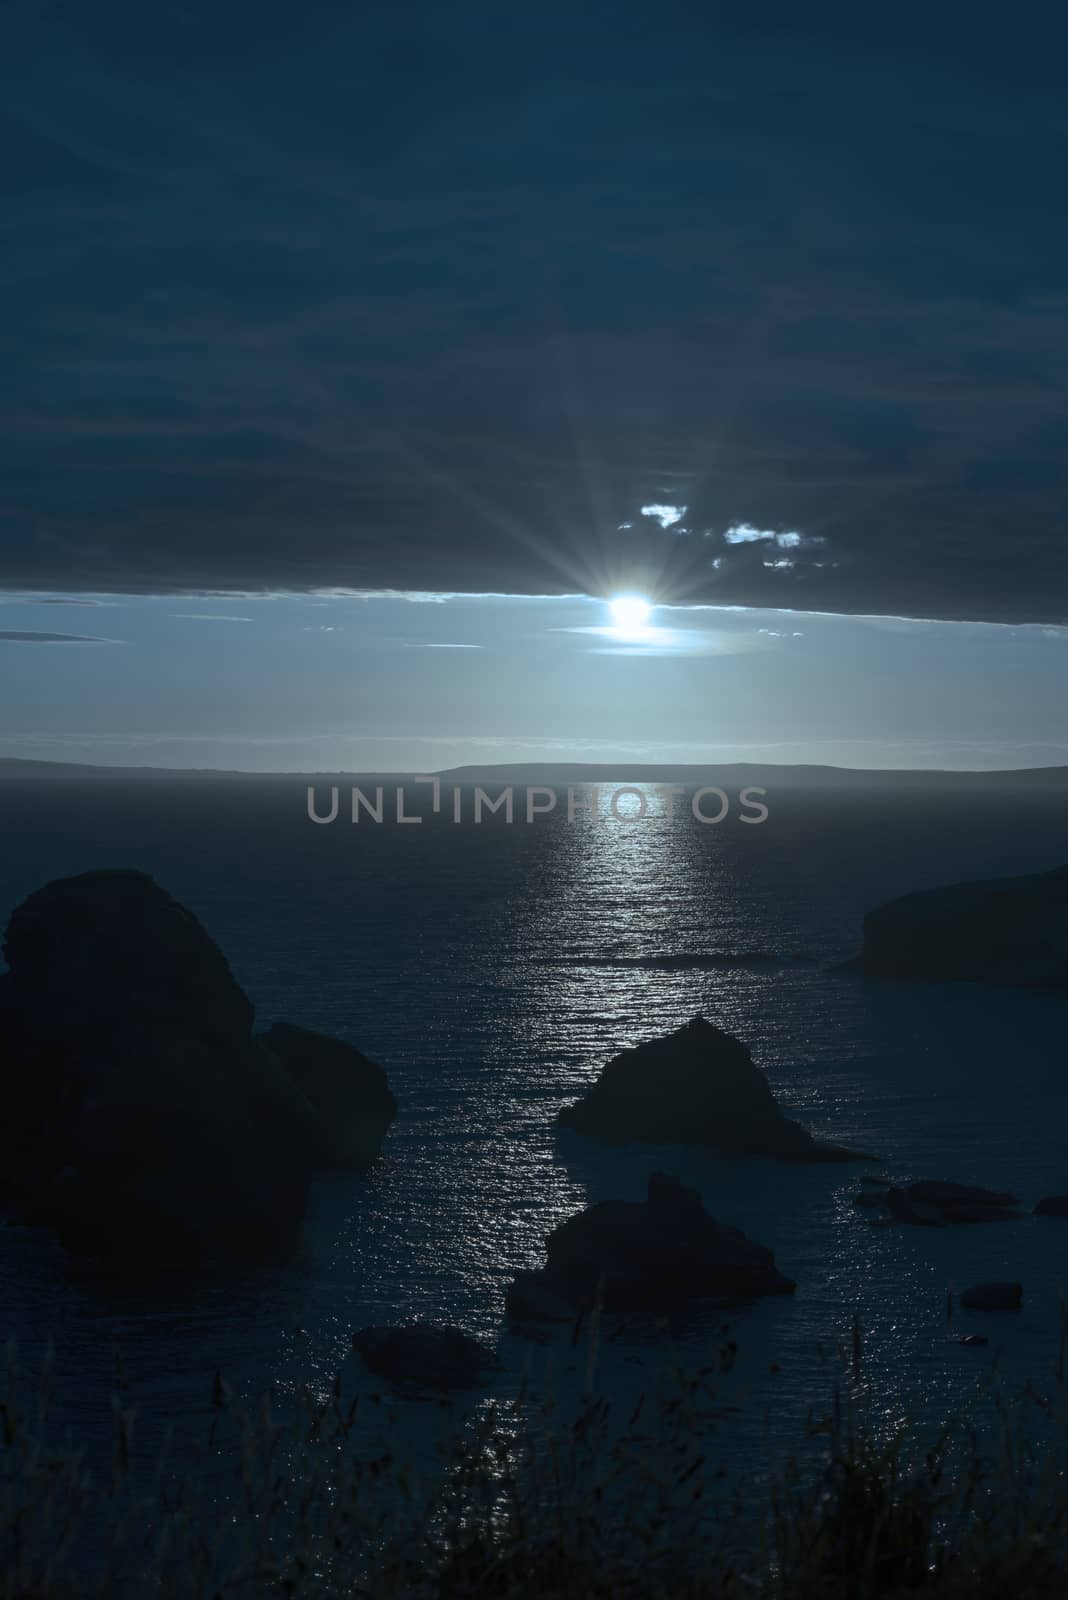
(507, 1171, 796, 1322)
(558, 1015, 869, 1161)
(0, 869, 396, 1265)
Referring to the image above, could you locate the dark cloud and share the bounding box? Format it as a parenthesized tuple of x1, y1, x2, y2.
(22, 595, 114, 606)
(1, 2, 1066, 621)
(0, 630, 118, 643)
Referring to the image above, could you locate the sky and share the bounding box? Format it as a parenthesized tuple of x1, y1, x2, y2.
(3, 590, 1068, 771)
(2, 3, 1066, 768)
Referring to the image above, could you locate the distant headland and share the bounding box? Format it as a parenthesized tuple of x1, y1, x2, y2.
(3, 757, 1068, 788)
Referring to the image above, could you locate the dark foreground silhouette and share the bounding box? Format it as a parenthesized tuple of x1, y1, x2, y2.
(0, 869, 396, 1265)
(7, 1321, 1068, 1599)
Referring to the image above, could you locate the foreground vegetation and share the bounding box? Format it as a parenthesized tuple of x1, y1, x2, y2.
(5, 1316, 1068, 1599)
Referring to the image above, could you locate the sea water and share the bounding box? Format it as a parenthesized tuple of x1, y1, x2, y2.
(1, 775, 1066, 1499)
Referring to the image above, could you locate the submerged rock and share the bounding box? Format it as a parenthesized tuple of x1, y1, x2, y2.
(351, 1324, 499, 1389)
(0, 869, 397, 1265)
(506, 1171, 795, 1322)
(1034, 1195, 1068, 1217)
(840, 863, 1068, 988)
(960, 1281, 1023, 1311)
(558, 1016, 869, 1162)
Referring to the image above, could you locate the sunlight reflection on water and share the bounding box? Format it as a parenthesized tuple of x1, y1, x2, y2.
(1, 779, 1067, 1493)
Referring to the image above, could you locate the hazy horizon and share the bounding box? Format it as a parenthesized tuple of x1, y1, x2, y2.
(5, 753, 1068, 780)
(5, 590, 1068, 772)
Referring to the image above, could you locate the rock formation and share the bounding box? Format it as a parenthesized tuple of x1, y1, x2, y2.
(558, 1015, 868, 1161)
(351, 1324, 499, 1389)
(1034, 1195, 1068, 1217)
(259, 1022, 396, 1169)
(506, 1171, 795, 1322)
(959, 1281, 1023, 1311)
(840, 863, 1068, 987)
(853, 1179, 1020, 1227)
(0, 870, 396, 1265)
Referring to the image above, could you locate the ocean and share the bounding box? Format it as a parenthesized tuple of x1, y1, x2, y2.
(2, 773, 1067, 1496)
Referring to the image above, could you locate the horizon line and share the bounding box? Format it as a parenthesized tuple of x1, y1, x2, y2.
(3, 755, 1068, 780)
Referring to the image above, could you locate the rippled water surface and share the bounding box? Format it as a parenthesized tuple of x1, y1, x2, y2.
(1, 776, 1067, 1487)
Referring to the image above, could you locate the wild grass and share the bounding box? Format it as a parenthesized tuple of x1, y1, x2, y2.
(5, 1311, 1068, 1599)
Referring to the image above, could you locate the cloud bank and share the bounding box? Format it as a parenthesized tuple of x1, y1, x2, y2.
(0, 630, 118, 643)
(1, 3, 1066, 622)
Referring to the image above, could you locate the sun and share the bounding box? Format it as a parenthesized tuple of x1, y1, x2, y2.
(608, 594, 653, 634)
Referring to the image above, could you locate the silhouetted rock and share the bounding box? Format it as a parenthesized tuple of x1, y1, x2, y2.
(908, 1180, 1017, 1210)
(505, 1172, 795, 1322)
(258, 1022, 397, 1169)
(884, 1190, 947, 1226)
(960, 1282, 1023, 1310)
(841, 864, 1068, 987)
(0, 870, 396, 1265)
(1034, 1195, 1068, 1217)
(857, 1179, 1020, 1227)
(558, 1016, 869, 1161)
(351, 1324, 499, 1389)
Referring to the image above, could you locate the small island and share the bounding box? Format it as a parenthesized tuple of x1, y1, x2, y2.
(507, 1171, 796, 1321)
(558, 1014, 870, 1161)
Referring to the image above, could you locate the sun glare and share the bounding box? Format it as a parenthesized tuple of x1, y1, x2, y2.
(608, 594, 652, 634)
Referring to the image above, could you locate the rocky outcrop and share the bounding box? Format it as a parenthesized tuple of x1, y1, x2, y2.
(855, 1179, 1020, 1227)
(351, 1324, 499, 1389)
(258, 1022, 396, 1169)
(959, 1282, 1023, 1311)
(506, 1172, 795, 1322)
(0, 870, 397, 1265)
(558, 1016, 869, 1161)
(840, 864, 1068, 988)
(1034, 1196, 1068, 1217)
